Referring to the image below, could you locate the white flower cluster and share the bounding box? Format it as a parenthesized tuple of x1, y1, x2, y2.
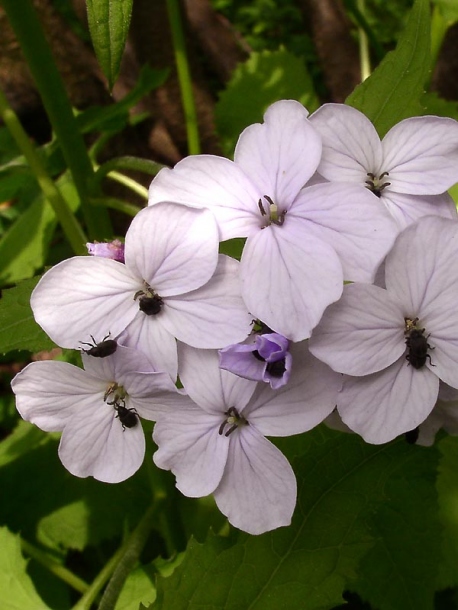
(11, 100, 458, 535)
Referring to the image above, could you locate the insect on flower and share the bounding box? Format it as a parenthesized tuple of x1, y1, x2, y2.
(80, 335, 118, 358)
(114, 403, 139, 430)
(405, 327, 434, 370)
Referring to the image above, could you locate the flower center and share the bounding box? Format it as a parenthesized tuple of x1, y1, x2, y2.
(404, 317, 434, 369)
(258, 195, 287, 227)
(103, 382, 139, 430)
(365, 172, 391, 197)
(134, 282, 163, 315)
(252, 349, 287, 377)
(218, 407, 248, 437)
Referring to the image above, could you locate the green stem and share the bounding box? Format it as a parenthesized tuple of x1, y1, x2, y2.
(105, 171, 149, 199)
(21, 538, 89, 595)
(97, 503, 160, 610)
(0, 87, 87, 254)
(166, 0, 200, 155)
(356, 0, 371, 81)
(0, 0, 112, 239)
(89, 196, 141, 217)
(92, 156, 165, 200)
(430, 6, 449, 83)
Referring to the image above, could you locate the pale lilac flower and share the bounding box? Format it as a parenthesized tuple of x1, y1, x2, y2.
(149, 100, 397, 341)
(11, 346, 183, 483)
(153, 342, 341, 535)
(310, 104, 458, 229)
(415, 383, 458, 446)
(31, 203, 252, 380)
(219, 331, 292, 389)
(86, 239, 125, 263)
(309, 216, 458, 444)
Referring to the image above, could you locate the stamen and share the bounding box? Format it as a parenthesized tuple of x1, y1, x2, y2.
(365, 172, 391, 198)
(258, 195, 287, 227)
(218, 407, 248, 437)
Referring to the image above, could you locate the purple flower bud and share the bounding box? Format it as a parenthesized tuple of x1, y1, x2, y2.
(219, 332, 292, 389)
(86, 239, 125, 263)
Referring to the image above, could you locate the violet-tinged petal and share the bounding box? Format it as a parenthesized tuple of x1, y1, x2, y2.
(162, 255, 252, 349)
(153, 404, 228, 497)
(385, 216, 458, 317)
(148, 155, 262, 240)
(219, 341, 267, 383)
(256, 332, 290, 361)
(31, 257, 141, 349)
(338, 357, 439, 444)
(234, 100, 322, 206)
(240, 222, 343, 341)
(12, 360, 105, 431)
(59, 400, 145, 483)
(245, 342, 340, 436)
(213, 426, 296, 535)
(310, 103, 383, 183)
(309, 283, 406, 376)
(380, 191, 457, 230)
(291, 182, 397, 282)
(124, 203, 219, 297)
(178, 343, 257, 415)
(382, 116, 458, 194)
(87, 239, 125, 263)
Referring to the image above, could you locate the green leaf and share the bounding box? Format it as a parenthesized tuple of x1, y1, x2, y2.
(431, 0, 458, 24)
(0, 275, 55, 354)
(152, 431, 440, 610)
(0, 420, 52, 468)
(86, 0, 134, 90)
(436, 436, 458, 589)
(0, 527, 48, 609)
(346, 0, 431, 137)
(215, 48, 319, 157)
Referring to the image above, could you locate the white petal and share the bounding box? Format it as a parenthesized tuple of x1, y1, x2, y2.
(162, 255, 252, 348)
(31, 257, 140, 349)
(153, 405, 228, 497)
(310, 103, 383, 183)
(148, 156, 262, 240)
(59, 402, 145, 483)
(338, 357, 439, 444)
(214, 426, 296, 535)
(12, 360, 104, 431)
(234, 100, 322, 206)
(119, 312, 178, 380)
(124, 203, 218, 296)
(291, 183, 397, 282)
(245, 341, 340, 436)
(382, 116, 458, 194)
(309, 283, 406, 375)
(80, 344, 155, 384)
(240, 221, 343, 341)
(178, 344, 257, 415)
(380, 191, 458, 230)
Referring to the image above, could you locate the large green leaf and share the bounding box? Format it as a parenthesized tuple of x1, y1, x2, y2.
(152, 430, 440, 610)
(86, 0, 133, 90)
(346, 0, 431, 137)
(436, 436, 458, 589)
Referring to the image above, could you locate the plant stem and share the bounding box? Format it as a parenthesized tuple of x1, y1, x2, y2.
(166, 0, 200, 155)
(0, 86, 87, 254)
(430, 6, 449, 81)
(357, 0, 371, 81)
(21, 538, 89, 595)
(0, 0, 112, 239)
(89, 196, 142, 217)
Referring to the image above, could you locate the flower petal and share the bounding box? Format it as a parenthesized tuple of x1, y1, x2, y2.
(234, 100, 321, 206)
(291, 182, 397, 282)
(382, 116, 458, 194)
(240, 222, 343, 341)
(245, 341, 340, 435)
(31, 257, 140, 349)
(309, 283, 406, 375)
(162, 255, 252, 348)
(310, 103, 383, 183)
(148, 156, 262, 240)
(214, 426, 296, 535)
(153, 404, 228, 497)
(338, 357, 439, 444)
(380, 191, 458, 230)
(125, 203, 218, 296)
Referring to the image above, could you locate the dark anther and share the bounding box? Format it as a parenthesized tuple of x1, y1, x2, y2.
(218, 407, 247, 437)
(258, 199, 267, 216)
(138, 294, 163, 316)
(365, 171, 391, 198)
(266, 359, 286, 377)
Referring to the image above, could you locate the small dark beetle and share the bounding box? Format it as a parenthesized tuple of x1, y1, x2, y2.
(405, 328, 433, 369)
(114, 404, 139, 430)
(80, 335, 117, 358)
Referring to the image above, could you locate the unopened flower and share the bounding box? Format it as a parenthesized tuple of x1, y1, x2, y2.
(310, 104, 458, 229)
(309, 216, 458, 444)
(149, 100, 397, 340)
(86, 239, 125, 263)
(153, 342, 341, 535)
(11, 346, 183, 483)
(31, 203, 252, 379)
(219, 331, 292, 389)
